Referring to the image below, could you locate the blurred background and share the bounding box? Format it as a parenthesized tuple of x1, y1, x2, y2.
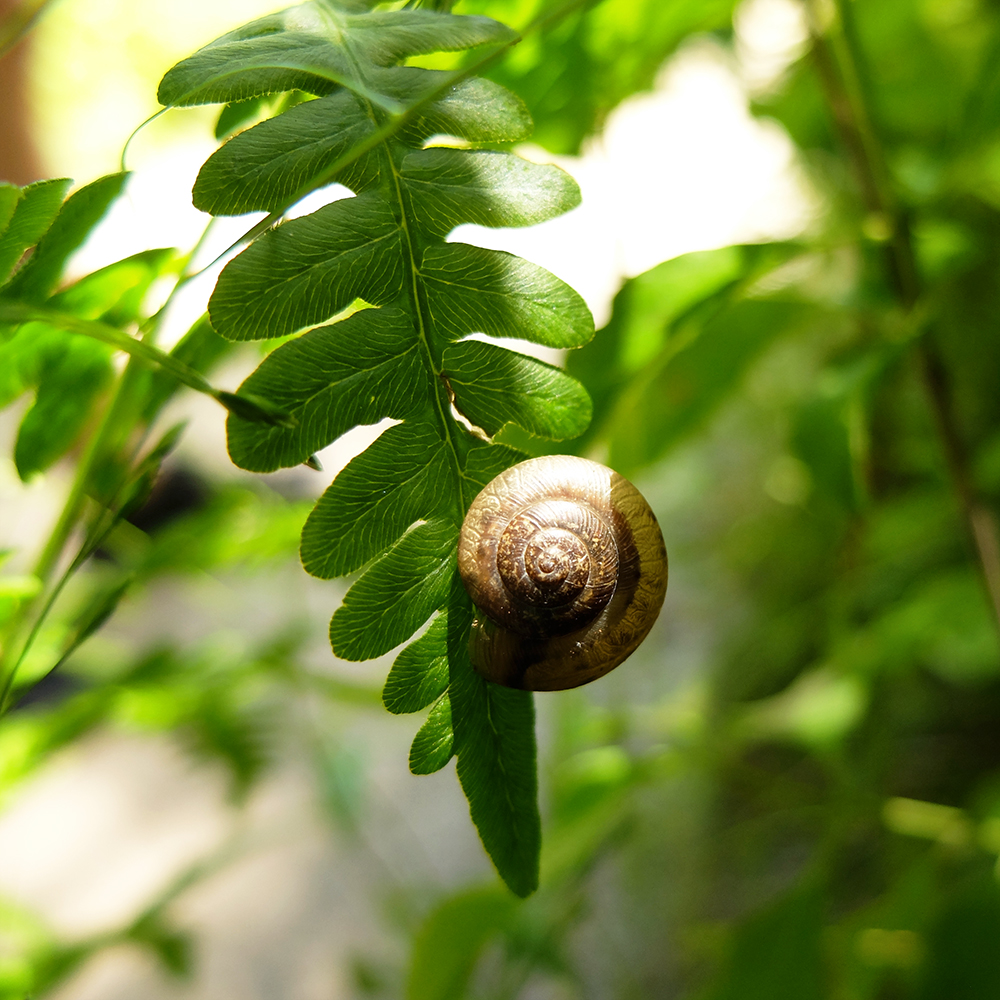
(1, 0, 1000, 996)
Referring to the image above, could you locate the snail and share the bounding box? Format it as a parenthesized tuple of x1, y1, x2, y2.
(458, 455, 668, 691)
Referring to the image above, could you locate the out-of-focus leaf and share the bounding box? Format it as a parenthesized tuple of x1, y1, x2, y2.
(3, 173, 127, 303)
(406, 886, 516, 1000)
(706, 886, 825, 1000)
(918, 876, 1000, 1000)
(13, 335, 113, 480)
(567, 244, 799, 459)
(460, 0, 740, 153)
(606, 298, 811, 474)
(49, 248, 177, 324)
(0, 178, 71, 284)
(140, 315, 233, 423)
(830, 570, 1000, 684)
(791, 355, 885, 514)
(129, 920, 192, 978)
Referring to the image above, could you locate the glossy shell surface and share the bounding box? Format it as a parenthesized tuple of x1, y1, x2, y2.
(458, 455, 668, 691)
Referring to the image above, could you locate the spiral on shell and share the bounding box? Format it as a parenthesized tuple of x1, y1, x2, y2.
(458, 455, 668, 691)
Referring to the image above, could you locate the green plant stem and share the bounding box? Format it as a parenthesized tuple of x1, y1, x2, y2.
(0, 303, 293, 426)
(0, 303, 215, 396)
(805, 0, 1000, 632)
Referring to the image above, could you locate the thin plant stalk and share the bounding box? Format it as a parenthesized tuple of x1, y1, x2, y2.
(805, 0, 1000, 632)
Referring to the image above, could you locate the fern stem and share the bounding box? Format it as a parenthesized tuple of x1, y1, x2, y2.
(337, 16, 471, 523)
(387, 158, 468, 520)
(805, 0, 1000, 633)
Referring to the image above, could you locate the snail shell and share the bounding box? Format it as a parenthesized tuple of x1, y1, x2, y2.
(458, 455, 668, 691)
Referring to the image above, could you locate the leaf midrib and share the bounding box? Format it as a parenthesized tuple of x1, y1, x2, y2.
(326, 9, 469, 529)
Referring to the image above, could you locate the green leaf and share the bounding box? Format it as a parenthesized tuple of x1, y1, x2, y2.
(421, 243, 593, 348)
(400, 149, 579, 236)
(332, 9, 516, 63)
(0, 184, 20, 236)
(0, 321, 62, 410)
(464, 0, 740, 154)
(409, 695, 454, 774)
(214, 95, 270, 140)
(920, 877, 1000, 1000)
(607, 298, 811, 474)
(0, 178, 71, 285)
(49, 248, 177, 324)
(4, 173, 127, 303)
(214, 391, 296, 428)
(157, 6, 369, 107)
(301, 420, 452, 579)
(447, 582, 540, 897)
(225, 307, 428, 471)
(383, 613, 450, 715)
(194, 74, 535, 218)
(140, 315, 232, 422)
(196, 91, 380, 216)
(0, 303, 275, 427)
(209, 192, 403, 341)
(35, 576, 135, 688)
(445, 339, 591, 439)
(391, 71, 533, 144)
(13, 335, 113, 480)
(329, 519, 457, 661)
(706, 886, 824, 1000)
(461, 440, 528, 501)
(566, 244, 799, 459)
(406, 887, 516, 1000)
(157, 4, 513, 109)
(598, 247, 745, 375)
(129, 920, 192, 979)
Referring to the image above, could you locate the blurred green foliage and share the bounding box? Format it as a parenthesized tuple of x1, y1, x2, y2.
(1, 0, 1000, 995)
(395, 0, 1000, 995)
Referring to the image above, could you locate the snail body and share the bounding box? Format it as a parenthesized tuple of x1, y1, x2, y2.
(458, 455, 668, 691)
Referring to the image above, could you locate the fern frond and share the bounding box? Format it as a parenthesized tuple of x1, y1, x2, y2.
(163, 0, 595, 895)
